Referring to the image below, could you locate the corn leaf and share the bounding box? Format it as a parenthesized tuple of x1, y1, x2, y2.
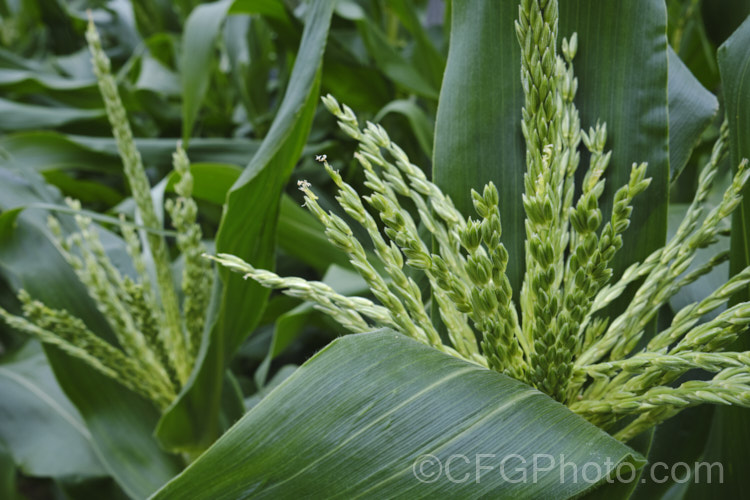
(689, 15, 750, 498)
(667, 46, 719, 182)
(0, 168, 182, 498)
(152, 330, 643, 499)
(434, 1, 671, 295)
(155, 0, 335, 452)
(0, 342, 106, 478)
(433, 1, 526, 294)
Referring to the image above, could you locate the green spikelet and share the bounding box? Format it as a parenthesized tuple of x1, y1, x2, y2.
(165, 144, 213, 362)
(86, 16, 191, 383)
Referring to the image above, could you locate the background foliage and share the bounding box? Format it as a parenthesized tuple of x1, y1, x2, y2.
(0, 0, 748, 498)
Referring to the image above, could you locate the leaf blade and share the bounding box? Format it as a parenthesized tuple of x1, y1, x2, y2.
(152, 331, 643, 499)
(155, 0, 336, 452)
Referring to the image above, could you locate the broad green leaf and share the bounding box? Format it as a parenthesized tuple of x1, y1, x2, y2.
(223, 15, 275, 130)
(558, 1, 670, 282)
(691, 15, 750, 499)
(0, 132, 119, 172)
(69, 135, 262, 167)
(320, 58, 391, 114)
(669, 2, 720, 91)
(0, 168, 182, 498)
(136, 56, 181, 96)
(667, 47, 718, 182)
(165, 162, 242, 204)
(44, 350, 182, 498)
(0, 68, 99, 106)
(631, 406, 714, 498)
(213, 0, 334, 355)
(434, 1, 670, 296)
(701, 0, 750, 48)
(334, 1, 365, 21)
(0, 98, 104, 130)
(721, 14, 750, 294)
(0, 208, 22, 240)
(0, 132, 261, 173)
(582, 429, 654, 500)
(152, 330, 643, 499)
(228, 0, 289, 23)
(180, 0, 289, 144)
(180, 0, 234, 144)
(56, 476, 130, 500)
(155, 0, 335, 452)
(42, 170, 124, 205)
(244, 364, 297, 410)
(0, 341, 105, 478)
(433, 2, 526, 294)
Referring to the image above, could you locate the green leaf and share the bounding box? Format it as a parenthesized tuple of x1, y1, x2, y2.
(68, 135, 262, 168)
(165, 162, 242, 204)
(44, 349, 182, 498)
(0, 98, 104, 130)
(214, 0, 334, 357)
(180, 0, 234, 144)
(136, 56, 181, 96)
(0, 442, 19, 500)
(559, 1, 670, 281)
(0, 208, 22, 241)
(667, 47, 718, 182)
(690, 15, 750, 499)
(0, 132, 119, 172)
(721, 14, 750, 294)
(631, 406, 714, 498)
(0, 132, 261, 173)
(228, 0, 289, 23)
(0, 67, 100, 106)
(41, 170, 124, 206)
(0, 342, 106, 478)
(180, 0, 290, 144)
(155, 0, 335, 452)
(435, 1, 671, 296)
(0, 168, 182, 498)
(432, 1, 525, 295)
(152, 330, 643, 499)
(384, 0, 445, 91)
(244, 364, 297, 410)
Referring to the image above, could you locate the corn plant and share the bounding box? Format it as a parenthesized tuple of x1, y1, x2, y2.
(0, 19, 213, 411)
(0, 0, 749, 499)
(212, 0, 750, 443)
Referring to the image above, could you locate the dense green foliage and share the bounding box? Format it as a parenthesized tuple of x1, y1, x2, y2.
(0, 0, 749, 498)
